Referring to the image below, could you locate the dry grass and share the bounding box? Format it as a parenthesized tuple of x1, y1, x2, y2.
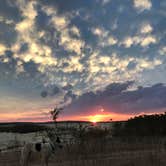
(1, 137, 166, 166)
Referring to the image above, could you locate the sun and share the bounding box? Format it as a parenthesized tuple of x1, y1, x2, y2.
(89, 114, 104, 123)
(91, 118, 97, 123)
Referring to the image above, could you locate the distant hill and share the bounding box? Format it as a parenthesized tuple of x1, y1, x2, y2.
(0, 121, 115, 133)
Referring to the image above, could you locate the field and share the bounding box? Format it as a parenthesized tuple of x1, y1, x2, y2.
(1, 137, 166, 166)
(0, 122, 166, 166)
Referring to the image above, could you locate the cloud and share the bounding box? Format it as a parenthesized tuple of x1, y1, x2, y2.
(63, 82, 166, 116)
(40, 85, 61, 98)
(0, 0, 165, 101)
(107, 36, 118, 45)
(133, 0, 152, 12)
(140, 23, 153, 34)
(41, 91, 48, 98)
(159, 46, 166, 55)
(121, 35, 157, 48)
(92, 27, 118, 47)
(0, 43, 7, 55)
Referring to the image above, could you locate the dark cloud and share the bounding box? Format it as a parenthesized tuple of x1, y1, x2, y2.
(65, 90, 77, 100)
(19, 43, 29, 53)
(40, 86, 61, 98)
(51, 86, 61, 96)
(62, 84, 73, 91)
(64, 82, 166, 115)
(0, 51, 17, 79)
(41, 91, 48, 98)
(23, 61, 39, 77)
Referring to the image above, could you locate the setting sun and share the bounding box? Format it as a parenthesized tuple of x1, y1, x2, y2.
(88, 114, 110, 123)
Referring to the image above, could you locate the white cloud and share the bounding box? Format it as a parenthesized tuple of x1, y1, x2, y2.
(15, 0, 37, 33)
(0, 44, 7, 55)
(121, 35, 157, 48)
(140, 23, 153, 34)
(43, 5, 84, 55)
(13, 1, 58, 75)
(140, 35, 156, 47)
(0, 16, 14, 25)
(133, 0, 152, 11)
(159, 47, 166, 55)
(62, 56, 83, 73)
(107, 36, 118, 45)
(122, 37, 134, 48)
(101, 0, 111, 5)
(136, 58, 162, 69)
(52, 16, 68, 30)
(92, 27, 118, 47)
(70, 26, 80, 37)
(60, 30, 84, 54)
(92, 27, 108, 37)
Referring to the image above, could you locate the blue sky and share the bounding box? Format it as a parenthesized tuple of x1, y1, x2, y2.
(0, 0, 166, 122)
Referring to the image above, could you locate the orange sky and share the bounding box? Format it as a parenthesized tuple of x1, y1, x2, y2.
(0, 107, 165, 123)
(0, 110, 132, 122)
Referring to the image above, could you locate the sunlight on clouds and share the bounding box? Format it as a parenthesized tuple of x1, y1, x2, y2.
(88, 52, 131, 77)
(63, 56, 83, 73)
(16, 19, 33, 33)
(122, 37, 133, 48)
(52, 16, 68, 30)
(107, 36, 118, 45)
(15, 0, 37, 33)
(43, 5, 69, 30)
(0, 44, 7, 55)
(13, 1, 58, 75)
(92, 27, 105, 36)
(43, 5, 84, 55)
(121, 35, 157, 48)
(159, 47, 166, 56)
(140, 23, 153, 34)
(60, 30, 84, 54)
(136, 58, 162, 70)
(86, 50, 162, 92)
(70, 26, 80, 37)
(16, 60, 24, 74)
(92, 27, 118, 47)
(133, 0, 152, 11)
(0, 16, 14, 25)
(140, 35, 156, 47)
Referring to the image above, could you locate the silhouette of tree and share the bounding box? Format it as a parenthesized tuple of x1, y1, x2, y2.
(112, 112, 166, 137)
(50, 107, 63, 122)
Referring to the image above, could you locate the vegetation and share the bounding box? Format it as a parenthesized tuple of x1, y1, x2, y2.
(0, 123, 46, 133)
(2, 113, 166, 165)
(2, 136, 166, 166)
(112, 112, 166, 137)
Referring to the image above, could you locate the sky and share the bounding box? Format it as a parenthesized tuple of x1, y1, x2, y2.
(0, 0, 166, 122)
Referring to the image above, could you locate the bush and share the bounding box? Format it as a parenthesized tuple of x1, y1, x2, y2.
(112, 113, 166, 137)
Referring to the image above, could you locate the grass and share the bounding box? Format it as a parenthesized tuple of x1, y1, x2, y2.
(1, 127, 166, 166)
(53, 137, 166, 166)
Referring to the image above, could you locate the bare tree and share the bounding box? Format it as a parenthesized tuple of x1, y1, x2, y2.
(46, 107, 63, 143)
(50, 107, 63, 122)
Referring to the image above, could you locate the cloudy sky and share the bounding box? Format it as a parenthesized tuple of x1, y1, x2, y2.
(0, 0, 166, 122)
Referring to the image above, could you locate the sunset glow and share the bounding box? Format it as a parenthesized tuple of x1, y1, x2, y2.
(88, 114, 110, 123)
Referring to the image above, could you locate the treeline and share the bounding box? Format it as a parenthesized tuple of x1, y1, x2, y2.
(113, 113, 166, 137)
(0, 123, 47, 133)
